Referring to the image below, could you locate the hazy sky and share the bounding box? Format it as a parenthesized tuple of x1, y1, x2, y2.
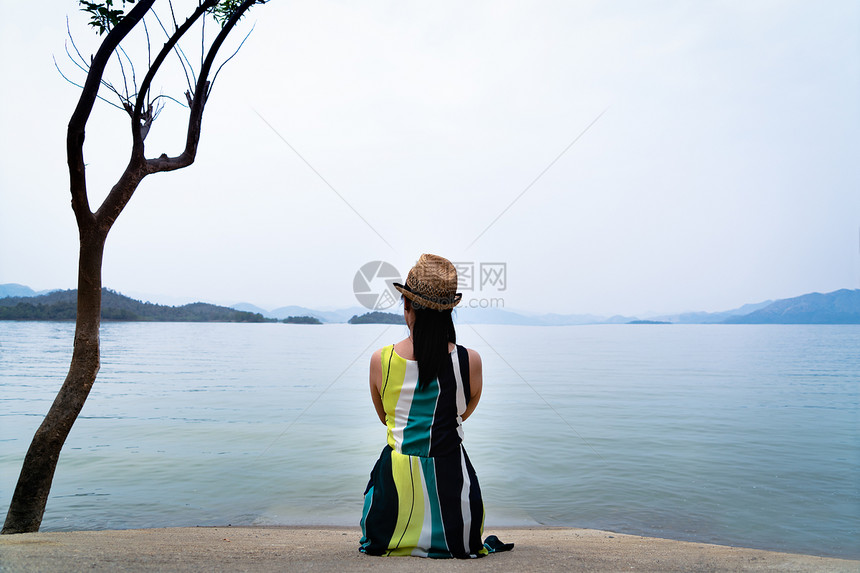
(1, 0, 858, 316)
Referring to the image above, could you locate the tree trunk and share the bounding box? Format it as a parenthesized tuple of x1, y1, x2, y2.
(2, 228, 106, 534)
(1, 0, 263, 535)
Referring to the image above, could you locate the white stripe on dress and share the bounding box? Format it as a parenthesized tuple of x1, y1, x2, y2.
(391, 360, 419, 453)
(459, 447, 472, 552)
(413, 461, 432, 557)
(451, 348, 467, 443)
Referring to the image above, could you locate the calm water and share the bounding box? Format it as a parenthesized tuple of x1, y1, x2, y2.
(0, 322, 857, 558)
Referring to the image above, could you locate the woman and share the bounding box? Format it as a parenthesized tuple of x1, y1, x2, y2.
(359, 254, 512, 558)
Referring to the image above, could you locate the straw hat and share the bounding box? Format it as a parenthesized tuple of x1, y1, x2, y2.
(394, 254, 462, 311)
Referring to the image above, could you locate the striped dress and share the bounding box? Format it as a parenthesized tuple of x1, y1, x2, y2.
(359, 344, 488, 558)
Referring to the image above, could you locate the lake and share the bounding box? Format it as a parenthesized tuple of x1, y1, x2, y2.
(0, 321, 857, 558)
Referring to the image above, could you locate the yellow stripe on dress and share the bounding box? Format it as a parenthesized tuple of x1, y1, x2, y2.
(388, 452, 425, 556)
(381, 346, 406, 451)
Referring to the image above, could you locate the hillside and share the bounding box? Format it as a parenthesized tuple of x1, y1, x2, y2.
(348, 311, 405, 325)
(723, 289, 860, 324)
(0, 289, 270, 322)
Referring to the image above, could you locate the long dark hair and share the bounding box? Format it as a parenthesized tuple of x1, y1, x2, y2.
(407, 298, 456, 388)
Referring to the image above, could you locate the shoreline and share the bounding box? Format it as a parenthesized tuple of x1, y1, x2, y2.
(1, 526, 857, 572)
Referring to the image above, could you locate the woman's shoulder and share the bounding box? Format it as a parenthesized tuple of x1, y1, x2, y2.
(369, 348, 383, 372)
(391, 339, 415, 360)
(372, 342, 396, 354)
(374, 341, 412, 362)
(465, 346, 482, 365)
(371, 343, 394, 360)
(455, 345, 481, 366)
(456, 343, 479, 355)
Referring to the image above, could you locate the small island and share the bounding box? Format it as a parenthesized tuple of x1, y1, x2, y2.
(627, 320, 672, 325)
(282, 316, 322, 325)
(348, 311, 404, 325)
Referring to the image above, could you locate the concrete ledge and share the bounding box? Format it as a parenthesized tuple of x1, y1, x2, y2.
(1, 526, 856, 572)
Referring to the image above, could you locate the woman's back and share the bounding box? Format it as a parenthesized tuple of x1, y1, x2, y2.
(380, 344, 471, 458)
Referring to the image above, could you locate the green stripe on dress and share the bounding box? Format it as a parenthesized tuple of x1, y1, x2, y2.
(402, 377, 438, 457)
(423, 457, 450, 557)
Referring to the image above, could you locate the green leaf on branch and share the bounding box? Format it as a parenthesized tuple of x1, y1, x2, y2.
(210, 0, 267, 27)
(79, 0, 136, 35)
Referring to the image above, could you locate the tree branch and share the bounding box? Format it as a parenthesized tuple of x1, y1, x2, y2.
(55, 55, 128, 112)
(65, 17, 91, 72)
(209, 23, 255, 93)
(92, 0, 264, 228)
(67, 0, 155, 230)
(130, 1, 216, 153)
(144, 0, 262, 175)
(90, 0, 217, 230)
(151, 8, 197, 95)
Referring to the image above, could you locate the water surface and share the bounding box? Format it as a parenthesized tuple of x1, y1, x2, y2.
(0, 322, 857, 558)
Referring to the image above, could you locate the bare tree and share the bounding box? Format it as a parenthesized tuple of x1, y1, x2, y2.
(3, 0, 269, 534)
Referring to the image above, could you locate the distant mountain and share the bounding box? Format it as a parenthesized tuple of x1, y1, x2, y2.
(525, 311, 618, 326)
(656, 300, 774, 324)
(231, 302, 273, 317)
(300, 306, 370, 323)
(0, 289, 270, 322)
(6, 284, 858, 325)
(452, 291, 860, 325)
(454, 307, 535, 325)
(0, 283, 55, 298)
(454, 307, 637, 325)
(724, 289, 860, 324)
(240, 304, 376, 323)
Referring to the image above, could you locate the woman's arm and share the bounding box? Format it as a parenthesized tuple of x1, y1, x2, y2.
(462, 348, 483, 421)
(369, 348, 386, 424)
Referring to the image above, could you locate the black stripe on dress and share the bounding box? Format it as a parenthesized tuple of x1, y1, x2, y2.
(361, 446, 399, 556)
(429, 347, 463, 457)
(434, 450, 468, 558)
(463, 447, 485, 554)
(457, 344, 471, 403)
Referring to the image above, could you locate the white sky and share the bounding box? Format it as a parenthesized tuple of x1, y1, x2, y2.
(1, 0, 858, 316)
